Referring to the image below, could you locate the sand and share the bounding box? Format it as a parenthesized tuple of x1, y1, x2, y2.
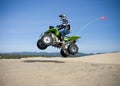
(0, 52, 120, 86)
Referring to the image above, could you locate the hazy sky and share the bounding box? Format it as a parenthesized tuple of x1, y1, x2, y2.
(0, 0, 120, 53)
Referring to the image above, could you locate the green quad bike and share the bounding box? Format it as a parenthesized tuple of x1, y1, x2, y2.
(37, 26, 80, 57)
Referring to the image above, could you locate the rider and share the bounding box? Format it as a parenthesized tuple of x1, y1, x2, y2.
(57, 14, 71, 40)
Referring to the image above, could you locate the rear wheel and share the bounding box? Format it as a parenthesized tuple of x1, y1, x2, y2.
(41, 34, 53, 46)
(60, 49, 70, 57)
(37, 39, 47, 50)
(68, 44, 78, 55)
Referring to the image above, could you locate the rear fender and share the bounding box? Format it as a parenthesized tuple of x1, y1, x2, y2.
(64, 36, 80, 42)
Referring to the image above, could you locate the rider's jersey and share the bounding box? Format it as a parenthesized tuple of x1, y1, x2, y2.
(58, 19, 71, 31)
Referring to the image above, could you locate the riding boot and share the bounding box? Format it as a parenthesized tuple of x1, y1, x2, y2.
(59, 36, 64, 42)
(59, 33, 64, 42)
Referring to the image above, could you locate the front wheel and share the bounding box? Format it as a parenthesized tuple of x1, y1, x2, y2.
(37, 39, 47, 50)
(41, 34, 53, 46)
(68, 44, 78, 55)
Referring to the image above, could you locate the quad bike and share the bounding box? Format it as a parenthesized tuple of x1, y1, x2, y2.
(37, 26, 80, 57)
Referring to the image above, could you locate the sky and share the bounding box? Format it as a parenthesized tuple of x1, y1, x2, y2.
(0, 0, 120, 53)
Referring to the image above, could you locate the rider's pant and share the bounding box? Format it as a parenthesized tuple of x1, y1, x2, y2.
(60, 29, 70, 36)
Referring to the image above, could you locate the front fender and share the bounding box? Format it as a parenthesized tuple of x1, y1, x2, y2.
(46, 28, 60, 36)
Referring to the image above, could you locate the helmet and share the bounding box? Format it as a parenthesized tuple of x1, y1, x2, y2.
(59, 14, 66, 19)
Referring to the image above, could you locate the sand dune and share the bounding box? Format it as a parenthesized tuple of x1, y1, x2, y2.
(0, 52, 120, 86)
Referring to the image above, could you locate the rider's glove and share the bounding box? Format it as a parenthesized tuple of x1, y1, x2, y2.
(56, 25, 62, 30)
(56, 25, 60, 28)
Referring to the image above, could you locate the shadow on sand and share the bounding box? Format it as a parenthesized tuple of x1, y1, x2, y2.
(23, 60, 65, 63)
